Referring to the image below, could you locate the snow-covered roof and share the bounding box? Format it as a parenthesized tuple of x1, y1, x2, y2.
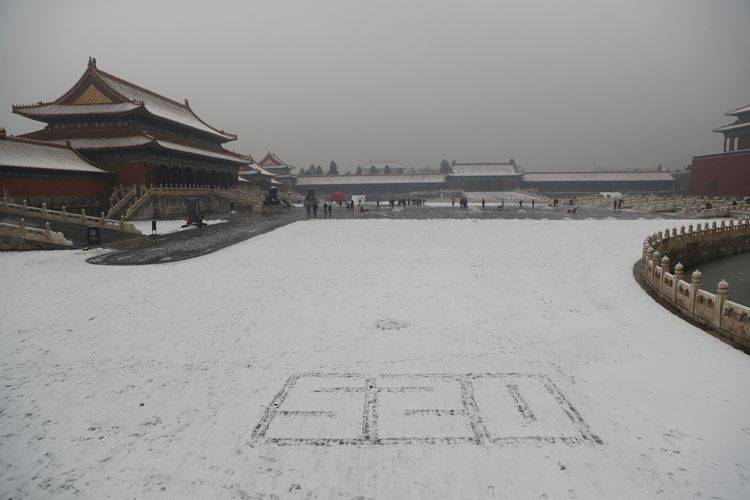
(522, 172, 674, 182)
(713, 121, 750, 133)
(726, 103, 750, 117)
(47, 135, 245, 163)
(0, 137, 109, 174)
(258, 151, 286, 167)
(13, 102, 141, 117)
(96, 71, 235, 141)
(262, 165, 293, 174)
(296, 174, 445, 186)
(13, 60, 236, 142)
(239, 164, 276, 177)
(450, 162, 518, 177)
(46, 136, 153, 149)
(156, 139, 244, 163)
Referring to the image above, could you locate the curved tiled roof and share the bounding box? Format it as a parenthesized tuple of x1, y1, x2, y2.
(297, 174, 445, 186)
(726, 103, 750, 117)
(450, 162, 518, 177)
(522, 172, 674, 182)
(13, 102, 142, 117)
(713, 121, 750, 133)
(47, 135, 246, 163)
(259, 151, 286, 166)
(0, 136, 108, 174)
(12, 59, 236, 142)
(96, 70, 236, 141)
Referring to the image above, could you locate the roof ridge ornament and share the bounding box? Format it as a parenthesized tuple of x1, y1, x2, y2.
(0, 128, 6, 138)
(88, 56, 97, 68)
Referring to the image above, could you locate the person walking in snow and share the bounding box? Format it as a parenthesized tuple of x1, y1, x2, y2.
(482, 198, 486, 208)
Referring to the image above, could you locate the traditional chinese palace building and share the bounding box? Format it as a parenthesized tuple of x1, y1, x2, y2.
(521, 171, 675, 194)
(12, 58, 246, 192)
(0, 131, 113, 206)
(446, 160, 521, 191)
(690, 102, 750, 197)
(257, 152, 296, 192)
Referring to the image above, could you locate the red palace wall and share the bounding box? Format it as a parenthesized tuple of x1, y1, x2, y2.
(690, 151, 750, 197)
(1, 176, 113, 200)
(96, 163, 148, 187)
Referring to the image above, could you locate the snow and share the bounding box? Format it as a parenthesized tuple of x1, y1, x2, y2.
(1, 219, 749, 499)
(523, 172, 674, 182)
(296, 174, 445, 186)
(0, 138, 107, 173)
(129, 219, 227, 235)
(450, 163, 518, 176)
(98, 72, 233, 140)
(463, 191, 545, 202)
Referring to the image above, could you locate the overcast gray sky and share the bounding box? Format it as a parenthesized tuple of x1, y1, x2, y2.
(1, 0, 748, 172)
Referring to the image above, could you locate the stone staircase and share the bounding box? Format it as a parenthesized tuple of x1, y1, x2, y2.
(118, 185, 265, 220)
(106, 185, 138, 219)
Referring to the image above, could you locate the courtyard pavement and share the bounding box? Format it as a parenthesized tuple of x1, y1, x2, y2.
(90, 204, 678, 265)
(1, 218, 748, 499)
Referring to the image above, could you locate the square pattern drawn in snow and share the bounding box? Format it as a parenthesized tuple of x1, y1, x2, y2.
(250, 373, 601, 446)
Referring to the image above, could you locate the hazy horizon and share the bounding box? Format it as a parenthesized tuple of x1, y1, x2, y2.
(1, 0, 748, 173)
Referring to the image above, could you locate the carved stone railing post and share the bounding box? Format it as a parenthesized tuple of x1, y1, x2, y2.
(80, 208, 87, 226)
(660, 254, 671, 297)
(120, 215, 126, 232)
(716, 279, 729, 330)
(660, 254, 670, 274)
(44, 222, 51, 243)
(100, 211, 105, 228)
(674, 262, 684, 282)
(690, 269, 703, 318)
(22, 199, 28, 216)
(41, 202, 47, 219)
(19, 217, 26, 239)
(61, 205, 67, 224)
(652, 250, 661, 289)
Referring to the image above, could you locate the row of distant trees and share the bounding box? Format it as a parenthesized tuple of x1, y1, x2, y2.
(298, 159, 454, 176)
(297, 161, 339, 176)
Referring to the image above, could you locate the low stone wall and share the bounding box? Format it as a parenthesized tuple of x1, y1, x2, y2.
(647, 219, 750, 268)
(0, 196, 139, 234)
(0, 219, 73, 250)
(641, 218, 750, 351)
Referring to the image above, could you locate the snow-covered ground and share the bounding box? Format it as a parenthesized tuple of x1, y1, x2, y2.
(1, 219, 749, 499)
(129, 219, 228, 235)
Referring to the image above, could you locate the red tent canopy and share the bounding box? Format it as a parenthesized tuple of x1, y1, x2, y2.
(331, 191, 347, 202)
